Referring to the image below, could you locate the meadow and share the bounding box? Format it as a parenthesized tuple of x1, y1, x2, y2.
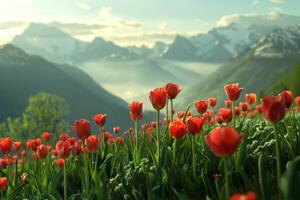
(0, 82, 298, 200)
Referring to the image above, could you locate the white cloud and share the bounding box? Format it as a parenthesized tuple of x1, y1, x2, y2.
(99, 6, 112, 18)
(0, 0, 32, 4)
(158, 22, 169, 30)
(76, 3, 90, 11)
(252, 0, 261, 5)
(270, 0, 285, 4)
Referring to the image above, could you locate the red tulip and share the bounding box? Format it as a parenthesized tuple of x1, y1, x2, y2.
(116, 137, 124, 144)
(21, 150, 26, 157)
(59, 133, 69, 141)
(219, 108, 233, 123)
(295, 96, 300, 106)
(195, 100, 208, 114)
(73, 142, 82, 156)
(245, 93, 256, 105)
(37, 144, 48, 159)
(225, 100, 232, 108)
(93, 114, 107, 127)
(215, 115, 224, 124)
(55, 140, 72, 159)
(177, 111, 184, 118)
(0, 177, 7, 191)
(14, 141, 22, 151)
(224, 83, 243, 102)
(0, 158, 8, 168)
(165, 83, 181, 99)
(234, 107, 241, 116)
(0, 138, 13, 155)
(239, 102, 249, 112)
(113, 127, 120, 134)
(67, 137, 76, 146)
(55, 158, 65, 168)
(208, 97, 217, 107)
(129, 101, 143, 121)
(186, 116, 205, 135)
(256, 104, 263, 113)
(230, 192, 256, 200)
(149, 121, 156, 128)
(169, 119, 187, 140)
(86, 135, 100, 152)
(149, 87, 167, 111)
(42, 132, 51, 141)
(205, 127, 244, 157)
(71, 119, 91, 140)
(279, 90, 293, 108)
(262, 96, 286, 123)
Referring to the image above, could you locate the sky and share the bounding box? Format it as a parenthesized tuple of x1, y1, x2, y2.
(0, 0, 299, 46)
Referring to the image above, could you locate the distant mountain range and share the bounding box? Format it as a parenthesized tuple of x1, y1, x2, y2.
(178, 25, 300, 108)
(11, 12, 300, 64)
(0, 44, 147, 128)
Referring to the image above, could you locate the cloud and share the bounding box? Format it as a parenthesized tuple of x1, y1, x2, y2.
(115, 19, 143, 29)
(252, 0, 261, 5)
(76, 3, 90, 10)
(158, 22, 169, 30)
(0, 0, 32, 5)
(216, 12, 300, 28)
(270, 0, 285, 4)
(99, 6, 112, 18)
(0, 21, 26, 29)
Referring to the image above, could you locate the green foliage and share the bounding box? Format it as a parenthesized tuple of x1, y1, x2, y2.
(2, 93, 69, 139)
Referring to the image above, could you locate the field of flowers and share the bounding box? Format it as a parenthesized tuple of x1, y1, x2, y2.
(0, 82, 299, 200)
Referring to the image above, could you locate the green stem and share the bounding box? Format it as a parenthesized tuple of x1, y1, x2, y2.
(192, 136, 196, 180)
(63, 159, 67, 200)
(224, 158, 230, 200)
(172, 139, 177, 164)
(156, 110, 160, 168)
(135, 120, 138, 148)
(170, 99, 174, 122)
(232, 101, 235, 129)
(166, 99, 169, 124)
(273, 124, 281, 193)
(84, 141, 90, 193)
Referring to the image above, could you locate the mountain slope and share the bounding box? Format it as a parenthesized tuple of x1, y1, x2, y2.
(0, 44, 134, 128)
(179, 25, 300, 108)
(11, 23, 87, 64)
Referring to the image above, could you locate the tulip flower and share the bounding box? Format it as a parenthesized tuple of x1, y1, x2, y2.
(240, 102, 249, 112)
(245, 93, 256, 105)
(279, 90, 293, 108)
(225, 100, 232, 108)
(208, 97, 217, 107)
(224, 83, 243, 102)
(256, 105, 263, 113)
(37, 144, 48, 159)
(0, 137, 13, 155)
(165, 83, 181, 100)
(149, 87, 167, 111)
(71, 119, 91, 140)
(219, 108, 233, 123)
(262, 96, 286, 123)
(186, 116, 205, 136)
(55, 141, 72, 159)
(94, 114, 107, 127)
(116, 137, 124, 144)
(205, 126, 243, 199)
(73, 142, 82, 156)
(42, 132, 51, 142)
(86, 135, 100, 152)
(205, 127, 243, 158)
(234, 107, 241, 116)
(215, 115, 224, 124)
(14, 141, 22, 151)
(0, 158, 8, 168)
(0, 177, 7, 191)
(195, 100, 208, 114)
(60, 133, 69, 141)
(230, 192, 256, 200)
(113, 127, 120, 134)
(169, 119, 187, 140)
(55, 158, 65, 168)
(295, 96, 300, 106)
(262, 95, 286, 189)
(129, 101, 143, 121)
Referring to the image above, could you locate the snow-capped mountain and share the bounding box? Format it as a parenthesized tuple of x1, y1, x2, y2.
(12, 23, 87, 64)
(251, 25, 300, 58)
(162, 12, 300, 63)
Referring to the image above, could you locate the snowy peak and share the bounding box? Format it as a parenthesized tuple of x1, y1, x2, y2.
(252, 25, 300, 58)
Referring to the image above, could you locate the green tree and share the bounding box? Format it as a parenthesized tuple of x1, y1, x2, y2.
(3, 92, 69, 140)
